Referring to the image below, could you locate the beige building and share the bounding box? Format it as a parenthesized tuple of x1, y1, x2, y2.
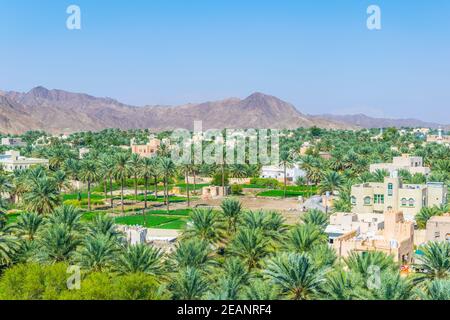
(328, 210, 414, 264)
(201, 186, 230, 200)
(426, 215, 450, 243)
(426, 128, 450, 146)
(131, 137, 161, 158)
(1, 137, 26, 147)
(369, 154, 430, 176)
(0, 150, 49, 172)
(351, 174, 447, 218)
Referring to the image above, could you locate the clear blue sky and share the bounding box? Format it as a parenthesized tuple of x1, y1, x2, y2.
(1, 0, 449, 123)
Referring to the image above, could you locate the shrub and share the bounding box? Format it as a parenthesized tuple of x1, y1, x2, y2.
(249, 178, 280, 188)
(231, 184, 243, 195)
(63, 200, 81, 208)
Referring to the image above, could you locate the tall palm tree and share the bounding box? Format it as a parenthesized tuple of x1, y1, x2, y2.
(220, 198, 242, 234)
(140, 157, 155, 210)
(23, 177, 60, 215)
(63, 158, 81, 201)
(79, 160, 99, 211)
(264, 253, 326, 300)
(114, 153, 131, 213)
(114, 244, 164, 275)
(319, 171, 343, 195)
(180, 164, 193, 207)
(129, 153, 142, 203)
(279, 149, 295, 198)
(99, 155, 115, 208)
(159, 157, 177, 212)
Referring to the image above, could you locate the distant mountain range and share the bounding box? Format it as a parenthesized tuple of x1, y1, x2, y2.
(0, 87, 447, 134)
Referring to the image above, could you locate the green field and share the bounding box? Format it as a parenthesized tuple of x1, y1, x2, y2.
(257, 190, 314, 198)
(114, 209, 191, 229)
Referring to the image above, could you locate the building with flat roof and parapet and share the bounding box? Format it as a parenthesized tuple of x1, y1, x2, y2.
(328, 210, 414, 264)
(426, 215, 450, 243)
(260, 164, 306, 184)
(426, 128, 450, 146)
(351, 172, 447, 219)
(131, 136, 161, 158)
(369, 154, 430, 176)
(0, 150, 49, 172)
(1, 137, 26, 147)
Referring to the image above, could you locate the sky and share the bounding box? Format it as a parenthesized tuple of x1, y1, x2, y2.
(0, 0, 449, 123)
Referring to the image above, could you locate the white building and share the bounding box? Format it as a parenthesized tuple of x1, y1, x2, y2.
(261, 164, 306, 183)
(369, 154, 430, 176)
(0, 151, 49, 172)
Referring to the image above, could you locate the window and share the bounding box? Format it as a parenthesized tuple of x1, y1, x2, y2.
(364, 196, 371, 205)
(388, 183, 394, 196)
(351, 196, 356, 205)
(408, 198, 415, 207)
(374, 194, 385, 204)
(401, 198, 407, 207)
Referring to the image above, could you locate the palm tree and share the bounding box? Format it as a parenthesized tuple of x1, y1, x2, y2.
(129, 153, 142, 203)
(170, 267, 209, 300)
(11, 212, 43, 241)
(184, 208, 223, 244)
(52, 170, 70, 193)
(319, 171, 343, 195)
(23, 177, 60, 215)
(88, 214, 123, 241)
(114, 244, 164, 275)
(140, 157, 156, 210)
(356, 271, 415, 300)
(322, 269, 360, 300)
(286, 224, 327, 253)
(240, 279, 280, 300)
(229, 228, 268, 270)
(180, 164, 192, 207)
(415, 242, 450, 280)
(0, 231, 18, 266)
(75, 234, 117, 272)
(79, 160, 99, 211)
(344, 251, 397, 284)
(37, 224, 80, 263)
(159, 157, 176, 212)
(416, 207, 443, 230)
(300, 209, 329, 230)
(172, 239, 212, 269)
(279, 149, 295, 198)
(371, 169, 390, 183)
(264, 253, 326, 300)
(63, 158, 81, 201)
(220, 198, 242, 234)
(47, 205, 84, 233)
(114, 153, 131, 213)
(99, 155, 115, 208)
(419, 279, 450, 300)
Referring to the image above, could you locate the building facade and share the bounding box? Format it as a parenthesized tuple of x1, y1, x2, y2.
(369, 154, 430, 176)
(131, 137, 161, 158)
(0, 151, 49, 172)
(260, 164, 306, 183)
(329, 210, 414, 264)
(1, 137, 26, 147)
(351, 174, 447, 218)
(426, 215, 450, 243)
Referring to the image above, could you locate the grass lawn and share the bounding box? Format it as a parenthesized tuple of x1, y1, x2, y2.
(114, 208, 192, 229)
(257, 190, 314, 198)
(121, 194, 189, 203)
(240, 184, 269, 189)
(63, 193, 107, 201)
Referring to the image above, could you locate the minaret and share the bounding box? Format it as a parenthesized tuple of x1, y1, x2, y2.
(438, 126, 443, 140)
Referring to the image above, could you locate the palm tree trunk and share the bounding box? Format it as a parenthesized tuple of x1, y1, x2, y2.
(193, 170, 197, 195)
(186, 171, 190, 207)
(134, 174, 138, 203)
(221, 164, 225, 195)
(109, 177, 113, 208)
(154, 176, 158, 200)
(284, 163, 287, 199)
(121, 177, 124, 213)
(165, 177, 170, 212)
(103, 179, 107, 205)
(88, 179, 91, 211)
(144, 176, 148, 209)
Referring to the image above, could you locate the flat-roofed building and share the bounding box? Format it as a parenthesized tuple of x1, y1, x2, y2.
(329, 210, 414, 264)
(131, 137, 161, 158)
(426, 215, 450, 243)
(0, 150, 49, 172)
(351, 173, 447, 219)
(427, 128, 450, 146)
(369, 154, 430, 176)
(260, 164, 306, 183)
(1, 137, 26, 147)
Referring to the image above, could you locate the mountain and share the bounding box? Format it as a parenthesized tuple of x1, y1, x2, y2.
(0, 87, 350, 134)
(314, 113, 446, 130)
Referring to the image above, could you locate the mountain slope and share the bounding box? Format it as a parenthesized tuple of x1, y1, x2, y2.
(0, 87, 351, 133)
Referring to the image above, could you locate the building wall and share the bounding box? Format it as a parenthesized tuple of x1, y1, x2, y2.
(426, 216, 450, 242)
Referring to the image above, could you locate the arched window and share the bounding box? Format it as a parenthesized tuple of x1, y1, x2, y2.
(351, 196, 356, 205)
(364, 196, 371, 205)
(409, 198, 415, 207)
(401, 198, 407, 207)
